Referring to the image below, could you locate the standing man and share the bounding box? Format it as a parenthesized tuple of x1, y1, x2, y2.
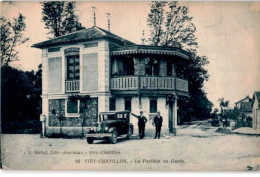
(154, 112, 163, 139)
(131, 111, 147, 139)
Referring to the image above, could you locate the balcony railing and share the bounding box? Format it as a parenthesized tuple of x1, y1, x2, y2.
(66, 80, 80, 92)
(110, 76, 188, 92)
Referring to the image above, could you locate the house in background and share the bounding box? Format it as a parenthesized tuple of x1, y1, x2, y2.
(252, 91, 260, 130)
(32, 26, 190, 137)
(235, 95, 253, 118)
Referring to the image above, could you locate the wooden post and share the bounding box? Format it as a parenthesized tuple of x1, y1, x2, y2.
(173, 95, 178, 135)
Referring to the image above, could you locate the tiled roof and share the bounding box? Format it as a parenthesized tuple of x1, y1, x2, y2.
(32, 26, 134, 49)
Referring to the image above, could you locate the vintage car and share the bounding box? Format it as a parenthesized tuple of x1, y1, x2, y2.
(85, 110, 134, 144)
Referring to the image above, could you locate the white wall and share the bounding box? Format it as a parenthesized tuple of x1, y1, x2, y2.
(115, 96, 169, 129)
(253, 97, 260, 129)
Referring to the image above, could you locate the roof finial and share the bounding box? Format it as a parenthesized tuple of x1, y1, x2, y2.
(141, 30, 145, 44)
(91, 6, 97, 26)
(106, 13, 111, 32)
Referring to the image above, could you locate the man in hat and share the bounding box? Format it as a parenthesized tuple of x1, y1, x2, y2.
(154, 111, 163, 139)
(131, 111, 147, 139)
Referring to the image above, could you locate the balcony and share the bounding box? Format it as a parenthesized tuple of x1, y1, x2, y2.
(66, 80, 80, 92)
(110, 76, 188, 95)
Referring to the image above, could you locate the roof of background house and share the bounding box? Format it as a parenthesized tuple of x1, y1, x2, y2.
(235, 96, 252, 104)
(252, 91, 260, 105)
(240, 102, 252, 112)
(32, 26, 135, 49)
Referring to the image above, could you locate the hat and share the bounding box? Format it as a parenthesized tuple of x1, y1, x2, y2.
(140, 111, 143, 113)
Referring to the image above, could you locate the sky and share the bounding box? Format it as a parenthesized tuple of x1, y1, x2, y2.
(1, 1, 260, 108)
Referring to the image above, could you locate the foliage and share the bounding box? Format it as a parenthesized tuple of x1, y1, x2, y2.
(147, 1, 197, 52)
(147, 1, 212, 120)
(147, 1, 167, 46)
(0, 13, 29, 66)
(1, 65, 42, 133)
(41, 1, 84, 38)
(218, 97, 229, 116)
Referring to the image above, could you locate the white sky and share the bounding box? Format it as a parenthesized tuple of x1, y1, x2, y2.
(1, 1, 260, 108)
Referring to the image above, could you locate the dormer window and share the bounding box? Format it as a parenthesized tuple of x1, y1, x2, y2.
(65, 47, 80, 80)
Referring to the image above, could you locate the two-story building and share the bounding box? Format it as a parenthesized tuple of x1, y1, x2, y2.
(235, 95, 253, 118)
(32, 26, 190, 137)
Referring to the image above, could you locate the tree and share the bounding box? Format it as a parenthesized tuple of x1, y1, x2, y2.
(0, 13, 29, 66)
(62, 2, 84, 35)
(147, 1, 198, 52)
(218, 97, 229, 116)
(1, 65, 42, 133)
(147, 1, 212, 120)
(147, 1, 167, 46)
(41, 1, 84, 38)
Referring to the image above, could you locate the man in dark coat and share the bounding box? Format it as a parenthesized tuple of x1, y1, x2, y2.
(154, 111, 163, 139)
(131, 111, 147, 139)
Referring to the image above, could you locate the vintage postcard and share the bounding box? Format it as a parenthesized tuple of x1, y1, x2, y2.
(0, 1, 260, 171)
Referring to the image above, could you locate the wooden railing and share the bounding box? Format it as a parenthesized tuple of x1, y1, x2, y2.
(110, 76, 138, 90)
(140, 77, 175, 90)
(110, 76, 188, 92)
(66, 80, 80, 92)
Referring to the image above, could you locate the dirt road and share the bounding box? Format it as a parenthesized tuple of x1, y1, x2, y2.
(1, 122, 260, 171)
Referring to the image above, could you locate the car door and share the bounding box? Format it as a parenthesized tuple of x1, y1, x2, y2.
(116, 113, 127, 135)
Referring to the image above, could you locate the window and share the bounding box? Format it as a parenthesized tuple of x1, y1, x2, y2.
(123, 57, 134, 75)
(101, 114, 115, 121)
(145, 57, 159, 76)
(67, 55, 80, 80)
(117, 114, 123, 119)
(65, 100, 80, 117)
(109, 98, 116, 111)
(125, 98, 132, 112)
(65, 47, 80, 80)
(167, 61, 176, 76)
(150, 99, 157, 113)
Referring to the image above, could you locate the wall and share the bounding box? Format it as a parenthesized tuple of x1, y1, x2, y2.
(45, 98, 98, 136)
(253, 98, 260, 129)
(115, 96, 169, 129)
(82, 53, 98, 92)
(48, 57, 62, 93)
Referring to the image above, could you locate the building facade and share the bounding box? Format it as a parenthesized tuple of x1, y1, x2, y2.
(33, 26, 190, 137)
(235, 95, 253, 118)
(252, 91, 260, 130)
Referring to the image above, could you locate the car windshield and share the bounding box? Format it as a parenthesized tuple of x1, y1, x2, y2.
(100, 114, 116, 121)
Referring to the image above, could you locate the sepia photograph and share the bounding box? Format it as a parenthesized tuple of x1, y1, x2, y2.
(0, 0, 260, 171)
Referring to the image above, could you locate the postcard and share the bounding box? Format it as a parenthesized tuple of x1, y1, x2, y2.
(1, 1, 260, 171)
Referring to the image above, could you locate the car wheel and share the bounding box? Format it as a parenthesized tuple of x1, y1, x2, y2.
(127, 128, 133, 140)
(87, 138, 94, 144)
(110, 130, 117, 144)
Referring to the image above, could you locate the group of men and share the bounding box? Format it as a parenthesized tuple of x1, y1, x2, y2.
(131, 111, 163, 139)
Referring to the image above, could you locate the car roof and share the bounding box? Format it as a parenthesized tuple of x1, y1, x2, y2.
(99, 110, 130, 114)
